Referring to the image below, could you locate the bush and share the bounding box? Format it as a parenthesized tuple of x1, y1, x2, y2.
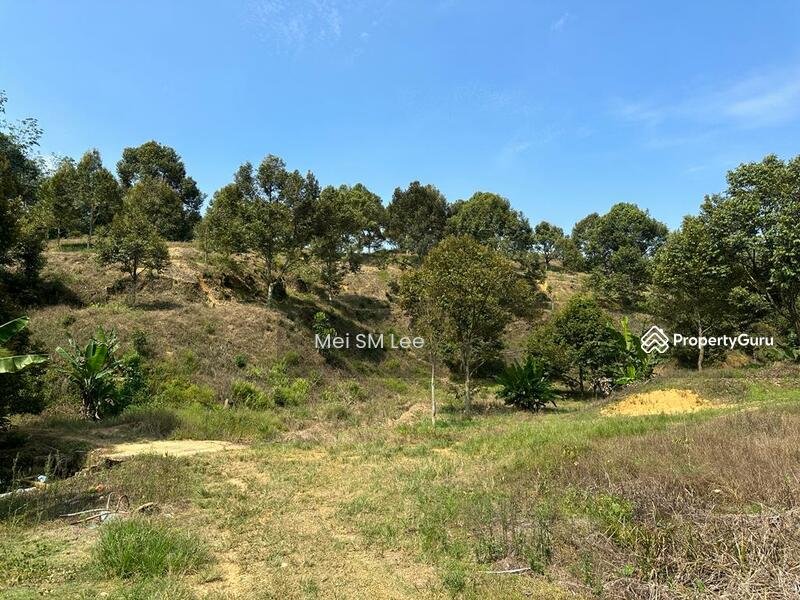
(156, 378, 216, 407)
(323, 402, 353, 422)
(496, 358, 556, 412)
(233, 354, 247, 369)
(230, 379, 270, 409)
(94, 518, 210, 578)
(322, 380, 368, 405)
(130, 329, 151, 357)
(117, 352, 150, 410)
(272, 377, 310, 407)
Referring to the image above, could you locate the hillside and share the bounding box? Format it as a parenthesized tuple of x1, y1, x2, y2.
(3, 244, 800, 599)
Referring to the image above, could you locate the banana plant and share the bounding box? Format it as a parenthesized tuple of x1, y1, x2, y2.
(610, 317, 655, 385)
(56, 328, 122, 420)
(0, 317, 48, 374)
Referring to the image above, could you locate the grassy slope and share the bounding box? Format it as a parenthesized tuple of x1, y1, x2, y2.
(2, 245, 800, 598)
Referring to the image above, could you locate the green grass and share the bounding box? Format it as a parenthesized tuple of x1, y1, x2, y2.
(94, 518, 210, 579)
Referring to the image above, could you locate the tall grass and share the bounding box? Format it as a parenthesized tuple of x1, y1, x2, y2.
(94, 518, 210, 578)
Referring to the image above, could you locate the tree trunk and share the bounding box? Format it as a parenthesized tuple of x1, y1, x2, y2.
(131, 261, 138, 306)
(697, 324, 704, 371)
(267, 280, 275, 302)
(464, 368, 472, 415)
(430, 359, 437, 426)
(578, 366, 585, 397)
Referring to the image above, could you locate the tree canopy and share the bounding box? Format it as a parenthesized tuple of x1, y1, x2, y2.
(386, 181, 448, 259)
(446, 191, 533, 256)
(117, 141, 204, 240)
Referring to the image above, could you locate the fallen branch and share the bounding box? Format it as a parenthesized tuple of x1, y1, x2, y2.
(481, 567, 531, 575)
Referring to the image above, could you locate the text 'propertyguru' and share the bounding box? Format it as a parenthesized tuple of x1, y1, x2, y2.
(672, 333, 774, 350)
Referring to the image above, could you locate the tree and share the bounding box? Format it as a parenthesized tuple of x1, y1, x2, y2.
(123, 176, 185, 241)
(528, 295, 623, 396)
(572, 203, 668, 308)
(38, 157, 79, 245)
(56, 328, 123, 420)
(345, 183, 385, 255)
(200, 183, 249, 256)
(74, 149, 122, 247)
(651, 216, 741, 370)
(249, 157, 319, 300)
(400, 236, 532, 414)
(399, 259, 447, 423)
(0, 316, 47, 427)
(557, 236, 584, 271)
(532, 221, 565, 270)
(386, 181, 448, 259)
(311, 183, 385, 299)
(204, 156, 319, 300)
(0, 92, 45, 281)
(117, 141, 204, 239)
(314, 186, 355, 299)
(700, 155, 800, 340)
(446, 192, 533, 256)
(96, 199, 170, 305)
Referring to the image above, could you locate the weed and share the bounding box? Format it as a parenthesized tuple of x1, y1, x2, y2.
(323, 402, 353, 422)
(272, 377, 311, 407)
(156, 378, 216, 407)
(130, 329, 151, 357)
(233, 354, 248, 369)
(94, 517, 210, 578)
(230, 380, 271, 409)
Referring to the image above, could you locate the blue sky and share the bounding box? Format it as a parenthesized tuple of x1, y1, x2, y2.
(2, 0, 799, 230)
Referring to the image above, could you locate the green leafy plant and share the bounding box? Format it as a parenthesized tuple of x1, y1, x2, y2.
(94, 518, 209, 578)
(0, 317, 48, 374)
(56, 328, 123, 420)
(496, 357, 556, 412)
(312, 311, 337, 359)
(610, 317, 655, 386)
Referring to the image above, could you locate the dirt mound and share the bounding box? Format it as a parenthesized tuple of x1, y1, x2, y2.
(98, 440, 247, 460)
(603, 389, 720, 416)
(393, 403, 431, 425)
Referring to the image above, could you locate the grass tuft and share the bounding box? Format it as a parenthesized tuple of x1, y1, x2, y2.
(94, 517, 210, 579)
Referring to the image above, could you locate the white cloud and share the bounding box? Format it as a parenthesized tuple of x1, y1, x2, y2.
(248, 0, 344, 49)
(551, 12, 570, 32)
(614, 65, 800, 131)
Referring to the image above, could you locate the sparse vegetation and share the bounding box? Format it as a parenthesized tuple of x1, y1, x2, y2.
(2, 76, 800, 600)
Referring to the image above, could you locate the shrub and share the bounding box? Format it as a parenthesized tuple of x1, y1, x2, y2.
(496, 358, 556, 412)
(156, 378, 216, 407)
(116, 352, 150, 412)
(321, 380, 367, 407)
(230, 379, 270, 409)
(323, 402, 353, 422)
(383, 377, 408, 394)
(312, 312, 336, 358)
(94, 518, 209, 578)
(272, 377, 310, 407)
(130, 329, 151, 357)
(233, 354, 247, 369)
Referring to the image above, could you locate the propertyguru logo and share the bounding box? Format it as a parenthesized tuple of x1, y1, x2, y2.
(640, 326, 774, 354)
